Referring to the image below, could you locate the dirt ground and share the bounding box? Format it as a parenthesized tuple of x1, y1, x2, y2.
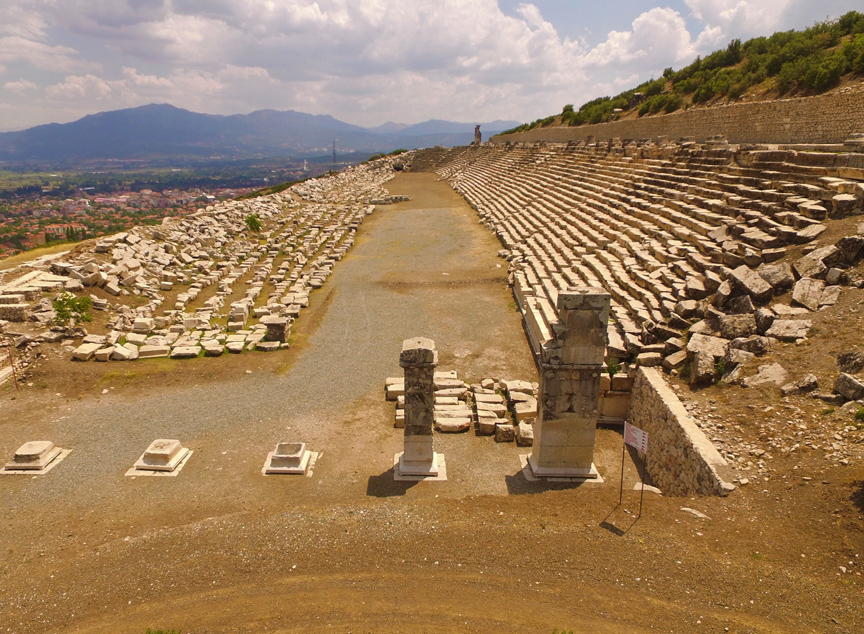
(1, 173, 863, 633)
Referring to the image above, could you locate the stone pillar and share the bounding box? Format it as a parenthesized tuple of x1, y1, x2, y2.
(397, 337, 440, 477)
(529, 287, 610, 478)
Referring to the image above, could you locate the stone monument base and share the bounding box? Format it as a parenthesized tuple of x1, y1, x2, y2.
(394, 452, 447, 481)
(263, 442, 313, 475)
(126, 439, 193, 476)
(524, 454, 603, 482)
(1, 441, 71, 475)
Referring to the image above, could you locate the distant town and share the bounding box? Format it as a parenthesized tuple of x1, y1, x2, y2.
(0, 183, 262, 259)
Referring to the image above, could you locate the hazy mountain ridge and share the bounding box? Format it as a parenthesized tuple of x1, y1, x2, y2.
(0, 104, 519, 163)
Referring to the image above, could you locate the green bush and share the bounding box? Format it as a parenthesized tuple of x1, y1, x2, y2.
(52, 293, 93, 326)
(245, 213, 262, 232)
(855, 407, 864, 422)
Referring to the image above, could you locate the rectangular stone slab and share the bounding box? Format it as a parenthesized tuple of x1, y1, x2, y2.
(4, 441, 62, 470)
(133, 439, 190, 471)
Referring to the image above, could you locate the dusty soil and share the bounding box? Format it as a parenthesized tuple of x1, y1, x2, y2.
(1, 173, 863, 634)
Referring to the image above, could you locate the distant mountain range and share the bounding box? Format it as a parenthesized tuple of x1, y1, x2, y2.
(0, 104, 519, 164)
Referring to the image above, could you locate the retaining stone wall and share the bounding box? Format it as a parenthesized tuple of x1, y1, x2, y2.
(627, 367, 735, 496)
(492, 89, 864, 146)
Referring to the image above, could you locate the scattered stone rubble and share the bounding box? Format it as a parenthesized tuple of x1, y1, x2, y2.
(386, 371, 539, 445)
(0, 157, 402, 371)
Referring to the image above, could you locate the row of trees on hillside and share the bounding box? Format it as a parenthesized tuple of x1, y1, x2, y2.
(505, 11, 864, 134)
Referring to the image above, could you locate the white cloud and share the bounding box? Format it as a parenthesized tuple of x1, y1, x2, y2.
(2, 0, 861, 132)
(3, 78, 38, 92)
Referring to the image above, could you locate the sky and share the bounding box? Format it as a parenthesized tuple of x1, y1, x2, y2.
(0, 0, 860, 131)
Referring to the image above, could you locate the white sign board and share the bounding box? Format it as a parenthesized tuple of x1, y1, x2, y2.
(624, 422, 649, 454)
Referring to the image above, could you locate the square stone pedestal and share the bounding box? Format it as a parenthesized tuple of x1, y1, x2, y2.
(394, 452, 447, 481)
(521, 454, 603, 483)
(1, 441, 70, 475)
(264, 442, 312, 475)
(126, 439, 192, 476)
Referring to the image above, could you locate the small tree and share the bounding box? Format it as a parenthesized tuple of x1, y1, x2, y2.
(52, 293, 93, 326)
(245, 213, 262, 232)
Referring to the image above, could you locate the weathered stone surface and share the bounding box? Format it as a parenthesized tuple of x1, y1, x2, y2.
(727, 294, 756, 315)
(758, 262, 795, 290)
(754, 308, 776, 335)
(730, 265, 773, 303)
(765, 319, 811, 341)
(718, 314, 757, 339)
(792, 278, 825, 311)
(820, 285, 841, 307)
(636, 351, 663, 367)
(72, 342, 101, 361)
(494, 423, 516, 442)
(742, 363, 788, 388)
(170, 346, 201, 359)
(690, 350, 716, 385)
(834, 372, 864, 401)
(793, 253, 827, 279)
(686, 333, 729, 360)
(730, 335, 773, 355)
(835, 235, 864, 262)
(138, 345, 171, 358)
(628, 368, 733, 496)
(663, 350, 689, 370)
(516, 422, 534, 446)
(781, 373, 819, 395)
(837, 350, 864, 374)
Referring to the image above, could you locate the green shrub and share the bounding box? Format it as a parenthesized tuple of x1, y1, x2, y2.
(855, 407, 864, 421)
(52, 293, 93, 326)
(245, 213, 261, 232)
(606, 360, 620, 378)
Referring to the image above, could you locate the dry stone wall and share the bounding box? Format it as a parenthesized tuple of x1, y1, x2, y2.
(628, 367, 735, 496)
(492, 88, 864, 146)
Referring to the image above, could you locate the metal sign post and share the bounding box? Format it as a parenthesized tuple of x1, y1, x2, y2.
(623, 422, 649, 517)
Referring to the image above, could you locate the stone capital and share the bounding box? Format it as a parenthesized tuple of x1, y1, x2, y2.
(399, 337, 438, 367)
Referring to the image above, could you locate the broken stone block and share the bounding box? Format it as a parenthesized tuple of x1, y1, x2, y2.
(758, 262, 795, 291)
(170, 346, 201, 359)
(494, 423, 516, 442)
(663, 350, 688, 370)
(138, 345, 171, 359)
(820, 286, 841, 308)
(516, 422, 534, 446)
(730, 335, 773, 356)
(72, 342, 101, 361)
(264, 442, 311, 475)
(254, 341, 280, 352)
(94, 347, 114, 362)
(718, 314, 757, 339)
(133, 439, 190, 472)
(742, 363, 788, 388)
(792, 278, 825, 311)
(780, 373, 819, 396)
(730, 265, 773, 303)
(754, 308, 776, 335)
(636, 351, 663, 367)
(434, 417, 471, 433)
(132, 318, 155, 333)
(513, 397, 538, 421)
(765, 320, 811, 342)
(686, 333, 729, 360)
(793, 254, 827, 280)
(3, 441, 62, 471)
(690, 350, 716, 385)
(837, 350, 864, 374)
(225, 341, 245, 353)
(727, 294, 756, 315)
(834, 373, 864, 401)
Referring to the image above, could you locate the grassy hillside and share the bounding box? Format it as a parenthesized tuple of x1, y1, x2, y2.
(505, 11, 864, 134)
